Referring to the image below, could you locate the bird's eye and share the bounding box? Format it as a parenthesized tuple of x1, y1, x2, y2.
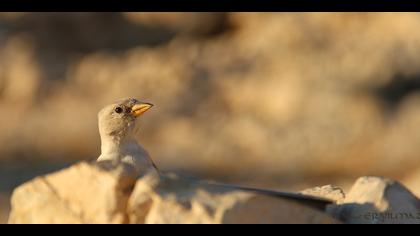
(114, 107, 123, 113)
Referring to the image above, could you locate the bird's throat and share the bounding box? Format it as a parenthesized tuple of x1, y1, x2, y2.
(100, 136, 139, 157)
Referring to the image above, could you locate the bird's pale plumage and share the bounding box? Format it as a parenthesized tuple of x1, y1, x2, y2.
(96, 99, 333, 209)
(97, 98, 156, 173)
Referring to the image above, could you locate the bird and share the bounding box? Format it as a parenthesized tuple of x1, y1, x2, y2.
(95, 98, 333, 210)
(96, 98, 157, 173)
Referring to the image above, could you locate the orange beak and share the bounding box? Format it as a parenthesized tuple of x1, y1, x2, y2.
(131, 103, 153, 117)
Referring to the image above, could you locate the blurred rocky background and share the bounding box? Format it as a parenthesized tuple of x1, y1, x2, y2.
(2, 13, 420, 222)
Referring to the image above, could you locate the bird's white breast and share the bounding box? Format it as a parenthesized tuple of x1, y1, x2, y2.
(97, 140, 154, 172)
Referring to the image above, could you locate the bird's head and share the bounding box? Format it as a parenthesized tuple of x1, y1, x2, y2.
(98, 98, 153, 143)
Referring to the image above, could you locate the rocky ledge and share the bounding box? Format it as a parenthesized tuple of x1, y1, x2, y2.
(7, 162, 420, 224)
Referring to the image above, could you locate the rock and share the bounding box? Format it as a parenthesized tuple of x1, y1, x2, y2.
(8, 162, 138, 224)
(127, 173, 338, 224)
(301, 185, 346, 203)
(127, 172, 249, 224)
(221, 194, 338, 224)
(8, 162, 338, 224)
(327, 176, 420, 224)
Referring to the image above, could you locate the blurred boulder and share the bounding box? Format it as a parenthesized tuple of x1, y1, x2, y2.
(11, 13, 176, 52)
(123, 13, 229, 37)
(327, 176, 420, 224)
(0, 36, 42, 104)
(8, 162, 338, 224)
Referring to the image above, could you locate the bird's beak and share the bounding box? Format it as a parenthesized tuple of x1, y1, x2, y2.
(131, 103, 153, 117)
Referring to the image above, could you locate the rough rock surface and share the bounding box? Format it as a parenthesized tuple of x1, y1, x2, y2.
(301, 185, 346, 203)
(126, 173, 337, 224)
(7, 162, 138, 224)
(9, 162, 419, 224)
(327, 176, 420, 224)
(8, 162, 338, 224)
